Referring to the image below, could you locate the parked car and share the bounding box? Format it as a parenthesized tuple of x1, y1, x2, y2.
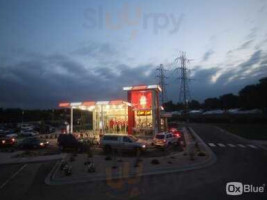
(99, 134, 146, 153)
(169, 128, 182, 139)
(49, 126, 56, 133)
(0, 131, 18, 138)
(153, 132, 178, 148)
(18, 137, 49, 149)
(20, 131, 38, 137)
(0, 136, 16, 148)
(57, 134, 85, 152)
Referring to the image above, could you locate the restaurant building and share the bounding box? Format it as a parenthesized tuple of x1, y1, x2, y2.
(59, 84, 165, 136)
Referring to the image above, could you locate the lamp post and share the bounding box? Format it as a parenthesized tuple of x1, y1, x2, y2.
(70, 107, 73, 134)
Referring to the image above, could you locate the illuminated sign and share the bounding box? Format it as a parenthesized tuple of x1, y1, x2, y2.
(59, 102, 70, 107)
(137, 110, 152, 116)
(131, 91, 152, 110)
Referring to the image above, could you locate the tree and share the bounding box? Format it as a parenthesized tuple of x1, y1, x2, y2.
(239, 85, 261, 109)
(188, 100, 201, 110)
(203, 98, 221, 110)
(163, 101, 176, 112)
(219, 93, 239, 109)
(176, 102, 184, 110)
(258, 77, 267, 109)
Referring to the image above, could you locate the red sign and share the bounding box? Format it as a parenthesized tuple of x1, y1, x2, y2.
(59, 102, 70, 107)
(131, 91, 152, 110)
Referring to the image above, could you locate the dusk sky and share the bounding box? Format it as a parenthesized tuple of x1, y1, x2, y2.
(1, 0, 267, 109)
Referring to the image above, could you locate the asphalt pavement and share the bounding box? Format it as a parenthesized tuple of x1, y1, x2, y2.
(0, 123, 266, 200)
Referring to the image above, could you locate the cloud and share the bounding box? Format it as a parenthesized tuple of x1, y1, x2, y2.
(0, 53, 157, 108)
(72, 42, 118, 58)
(174, 49, 267, 102)
(202, 50, 214, 61)
(0, 43, 266, 108)
(192, 67, 220, 80)
(238, 50, 261, 70)
(237, 39, 253, 50)
(246, 27, 258, 40)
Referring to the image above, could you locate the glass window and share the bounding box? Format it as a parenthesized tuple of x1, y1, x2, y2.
(103, 136, 118, 141)
(156, 135, 165, 139)
(123, 136, 132, 143)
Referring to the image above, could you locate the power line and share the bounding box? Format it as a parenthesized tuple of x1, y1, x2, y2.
(156, 64, 168, 105)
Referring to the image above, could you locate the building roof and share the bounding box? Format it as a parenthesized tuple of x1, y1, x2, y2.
(123, 84, 162, 92)
(59, 99, 131, 108)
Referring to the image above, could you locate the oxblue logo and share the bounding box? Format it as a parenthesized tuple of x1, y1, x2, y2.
(226, 182, 243, 195)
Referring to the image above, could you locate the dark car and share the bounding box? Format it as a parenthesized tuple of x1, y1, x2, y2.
(57, 134, 85, 152)
(0, 136, 16, 148)
(18, 137, 49, 149)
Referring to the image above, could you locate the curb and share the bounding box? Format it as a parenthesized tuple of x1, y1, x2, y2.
(188, 127, 217, 166)
(214, 126, 267, 151)
(45, 127, 217, 185)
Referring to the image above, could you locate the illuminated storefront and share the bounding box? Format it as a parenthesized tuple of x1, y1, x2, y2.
(59, 100, 130, 135)
(59, 84, 162, 136)
(123, 85, 162, 135)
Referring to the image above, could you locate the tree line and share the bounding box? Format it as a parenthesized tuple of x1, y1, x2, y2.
(163, 77, 267, 111)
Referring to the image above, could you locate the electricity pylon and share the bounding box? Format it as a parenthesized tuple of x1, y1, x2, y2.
(175, 52, 192, 120)
(156, 64, 168, 105)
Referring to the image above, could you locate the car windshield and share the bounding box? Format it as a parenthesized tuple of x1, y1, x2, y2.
(156, 135, 165, 139)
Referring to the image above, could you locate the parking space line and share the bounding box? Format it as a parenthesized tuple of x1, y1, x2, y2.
(0, 164, 27, 190)
(237, 144, 246, 148)
(208, 143, 216, 147)
(218, 143, 226, 147)
(247, 144, 258, 149)
(228, 144, 236, 148)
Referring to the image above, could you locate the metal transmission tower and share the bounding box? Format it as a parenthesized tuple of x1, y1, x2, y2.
(156, 64, 168, 105)
(175, 52, 192, 120)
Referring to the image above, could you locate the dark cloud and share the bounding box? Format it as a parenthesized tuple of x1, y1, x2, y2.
(202, 50, 214, 61)
(239, 50, 261, 70)
(192, 67, 220, 80)
(0, 53, 157, 108)
(261, 58, 267, 65)
(1, 45, 266, 108)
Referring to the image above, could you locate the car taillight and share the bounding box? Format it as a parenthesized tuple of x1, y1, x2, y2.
(40, 142, 44, 146)
(163, 139, 166, 143)
(11, 138, 16, 142)
(2, 140, 6, 144)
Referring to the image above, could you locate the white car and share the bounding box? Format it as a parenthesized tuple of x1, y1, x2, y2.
(153, 132, 178, 147)
(100, 134, 147, 153)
